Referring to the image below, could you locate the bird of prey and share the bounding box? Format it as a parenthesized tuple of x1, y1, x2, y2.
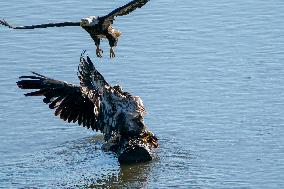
(16, 52, 158, 162)
(1, 0, 150, 58)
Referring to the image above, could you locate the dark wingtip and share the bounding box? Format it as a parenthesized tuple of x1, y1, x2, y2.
(16, 81, 22, 88)
(86, 55, 94, 67)
(79, 50, 87, 64)
(0, 19, 13, 28)
(78, 50, 87, 78)
(80, 50, 87, 59)
(82, 49, 87, 55)
(31, 71, 47, 78)
(79, 50, 94, 69)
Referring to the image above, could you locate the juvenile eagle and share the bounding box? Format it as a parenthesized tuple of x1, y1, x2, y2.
(1, 0, 150, 58)
(16, 52, 158, 162)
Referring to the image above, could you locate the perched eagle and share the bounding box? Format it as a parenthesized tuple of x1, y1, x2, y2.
(1, 0, 150, 58)
(16, 52, 158, 163)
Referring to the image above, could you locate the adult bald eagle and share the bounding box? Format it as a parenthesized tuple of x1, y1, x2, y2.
(16, 52, 158, 163)
(1, 0, 150, 58)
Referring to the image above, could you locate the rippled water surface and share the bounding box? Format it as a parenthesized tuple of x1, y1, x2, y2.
(1, 0, 284, 188)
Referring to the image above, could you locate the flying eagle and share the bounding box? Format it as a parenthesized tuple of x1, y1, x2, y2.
(16, 52, 158, 162)
(1, 0, 150, 58)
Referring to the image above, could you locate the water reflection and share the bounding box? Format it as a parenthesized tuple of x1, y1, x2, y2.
(45, 135, 155, 188)
(86, 162, 153, 188)
(1, 133, 156, 188)
(70, 136, 156, 188)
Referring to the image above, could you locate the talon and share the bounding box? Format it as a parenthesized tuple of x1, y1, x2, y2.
(110, 47, 115, 58)
(96, 46, 103, 58)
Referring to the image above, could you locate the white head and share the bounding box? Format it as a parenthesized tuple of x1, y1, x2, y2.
(80, 16, 99, 27)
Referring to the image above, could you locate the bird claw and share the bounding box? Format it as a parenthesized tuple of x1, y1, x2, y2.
(110, 48, 115, 58)
(96, 48, 103, 58)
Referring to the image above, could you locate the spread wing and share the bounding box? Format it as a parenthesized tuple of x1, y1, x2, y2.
(78, 53, 110, 91)
(78, 53, 118, 140)
(100, 0, 150, 28)
(0, 19, 80, 29)
(16, 64, 104, 132)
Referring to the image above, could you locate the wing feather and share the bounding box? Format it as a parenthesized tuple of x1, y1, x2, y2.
(101, 0, 150, 28)
(17, 72, 101, 131)
(17, 53, 119, 139)
(0, 19, 80, 29)
(78, 52, 109, 90)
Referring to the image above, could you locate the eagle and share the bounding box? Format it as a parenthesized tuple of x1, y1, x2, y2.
(0, 0, 150, 58)
(16, 52, 158, 163)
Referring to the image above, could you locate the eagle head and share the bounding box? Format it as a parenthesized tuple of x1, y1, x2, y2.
(80, 16, 99, 27)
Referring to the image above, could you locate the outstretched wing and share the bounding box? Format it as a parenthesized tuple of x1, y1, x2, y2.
(16, 71, 102, 132)
(0, 19, 80, 29)
(100, 0, 150, 28)
(79, 53, 122, 140)
(78, 52, 110, 91)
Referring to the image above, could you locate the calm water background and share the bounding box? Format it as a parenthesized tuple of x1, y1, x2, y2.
(0, 0, 284, 188)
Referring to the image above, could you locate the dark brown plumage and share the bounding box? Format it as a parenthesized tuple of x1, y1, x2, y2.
(16, 52, 158, 162)
(16, 52, 157, 147)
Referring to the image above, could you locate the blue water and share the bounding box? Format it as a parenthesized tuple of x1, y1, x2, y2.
(1, 0, 284, 188)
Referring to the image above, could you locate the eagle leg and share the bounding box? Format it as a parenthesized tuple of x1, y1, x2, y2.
(110, 47, 115, 58)
(96, 45, 103, 58)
